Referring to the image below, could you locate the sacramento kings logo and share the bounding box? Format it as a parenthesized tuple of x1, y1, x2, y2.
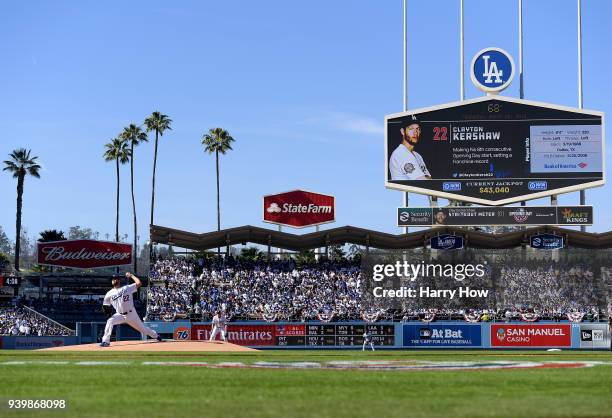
(496, 328, 506, 341)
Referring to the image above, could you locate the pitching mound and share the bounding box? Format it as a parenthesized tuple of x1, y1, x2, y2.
(38, 340, 256, 352)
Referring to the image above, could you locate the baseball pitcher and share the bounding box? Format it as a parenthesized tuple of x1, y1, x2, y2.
(100, 272, 161, 347)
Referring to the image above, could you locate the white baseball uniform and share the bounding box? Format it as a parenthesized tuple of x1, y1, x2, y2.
(389, 144, 431, 180)
(102, 283, 158, 344)
(362, 332, 375, 351)
(209, 314, 227, 342)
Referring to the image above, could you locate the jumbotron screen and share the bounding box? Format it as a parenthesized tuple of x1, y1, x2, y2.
(385, 97, 604, 205)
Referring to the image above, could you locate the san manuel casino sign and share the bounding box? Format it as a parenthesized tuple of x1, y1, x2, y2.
(263, 190, 335, 228)
(37, 239, 133, 269)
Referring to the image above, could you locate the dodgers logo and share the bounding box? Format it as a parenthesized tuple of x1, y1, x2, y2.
(482, 55, 503, 84)
(471, 48, 515, 93)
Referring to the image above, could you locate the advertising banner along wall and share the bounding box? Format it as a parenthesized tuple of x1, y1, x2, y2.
(37, 239, 133, 269)
(191, 323, 395, 347)
(578, 324, 611, 349)
(192, 324, 277, 346)
(491, 324, 571, 348)
(403, 324, 482, 347)
(138, 321, 611, 350)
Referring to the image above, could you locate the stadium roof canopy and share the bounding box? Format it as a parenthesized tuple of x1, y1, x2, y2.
(150, 224, 612, 251)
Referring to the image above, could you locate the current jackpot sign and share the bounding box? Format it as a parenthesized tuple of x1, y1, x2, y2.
(385, 96, 604, 205)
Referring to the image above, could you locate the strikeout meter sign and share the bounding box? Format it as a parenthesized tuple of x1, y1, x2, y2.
(385, 95, 604, 205)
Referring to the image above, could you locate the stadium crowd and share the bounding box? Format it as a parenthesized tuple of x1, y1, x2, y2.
(146, 257, 362, 321)
(146, 256, 610, 322)
(499, 264, 602, 321)
(0, 305, 73, 336)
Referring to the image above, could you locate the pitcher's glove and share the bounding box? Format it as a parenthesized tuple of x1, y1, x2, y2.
(102, 305, 113, 318)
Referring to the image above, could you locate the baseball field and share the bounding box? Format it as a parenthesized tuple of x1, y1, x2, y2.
(1, 349, 611, 418)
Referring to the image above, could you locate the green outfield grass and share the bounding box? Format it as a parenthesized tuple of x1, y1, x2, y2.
(1, 350, 611, 418)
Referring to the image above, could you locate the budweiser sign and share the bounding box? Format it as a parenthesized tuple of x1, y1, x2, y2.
(37, 239, 132, 269)
(263, 190, 335, 228)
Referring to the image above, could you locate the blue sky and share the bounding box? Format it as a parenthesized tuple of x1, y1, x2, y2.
(1, 0, 611, 248)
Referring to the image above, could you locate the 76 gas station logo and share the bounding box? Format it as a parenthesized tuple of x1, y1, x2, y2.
(173, 327, 191, 340)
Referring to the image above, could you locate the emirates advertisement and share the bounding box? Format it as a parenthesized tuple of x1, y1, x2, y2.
(37, 239, 133, 269)
(491, 324, 571, 347)
(191, 324, 276, 346)
(263, 190, 335, 228)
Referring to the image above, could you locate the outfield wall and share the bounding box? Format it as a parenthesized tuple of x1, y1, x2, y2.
(1, 322, 608, 349)
(0, 336, 79, 350)
(144, 321, 611, 350)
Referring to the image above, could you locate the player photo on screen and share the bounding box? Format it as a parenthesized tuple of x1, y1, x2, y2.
(388, 116, 431, 180)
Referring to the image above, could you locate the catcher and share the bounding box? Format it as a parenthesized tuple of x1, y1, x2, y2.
(100, 272, 161, 347)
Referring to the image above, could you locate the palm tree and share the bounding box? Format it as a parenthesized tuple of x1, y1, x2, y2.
(202, 128, 235, 255)
(39, 229, 66, 242)
(3, 149, 41, 271)
(103, 137, 131, 242)
(120, 124, 148, 273)
(144, 111, 172, 228)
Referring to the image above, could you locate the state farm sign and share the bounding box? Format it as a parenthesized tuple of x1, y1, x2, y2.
(37, 240, 132, 269)
(263, 190, 335, 228)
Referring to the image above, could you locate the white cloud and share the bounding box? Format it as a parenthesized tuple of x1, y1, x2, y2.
(305, 112, 384, 136)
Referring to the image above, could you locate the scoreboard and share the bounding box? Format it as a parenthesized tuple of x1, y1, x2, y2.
(275, 324, 395, 347)
(385, 96, 604, 205)
(0, 276, 21, 287)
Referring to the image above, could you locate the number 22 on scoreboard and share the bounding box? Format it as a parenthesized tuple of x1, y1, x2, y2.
(433, 127, 448, 141)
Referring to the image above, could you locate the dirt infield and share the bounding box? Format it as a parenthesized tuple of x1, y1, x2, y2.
(38, 340, 256, 352)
